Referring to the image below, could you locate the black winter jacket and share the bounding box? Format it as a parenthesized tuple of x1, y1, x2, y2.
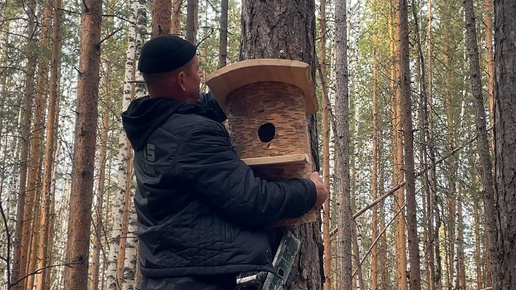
(121, 93, 316, 278)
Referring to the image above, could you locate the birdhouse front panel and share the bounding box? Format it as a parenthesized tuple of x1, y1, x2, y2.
(205, 59, 319, 226)
(226, 81, 311, 161)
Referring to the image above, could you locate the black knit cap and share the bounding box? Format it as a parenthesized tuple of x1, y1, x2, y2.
(138, 35, 197, 73)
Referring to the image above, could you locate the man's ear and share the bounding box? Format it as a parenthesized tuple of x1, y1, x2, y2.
(176, 71, 187, 91)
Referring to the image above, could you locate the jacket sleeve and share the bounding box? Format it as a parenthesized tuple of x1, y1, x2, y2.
(198, 91, 227, 123)
(174, 120, 316, 227)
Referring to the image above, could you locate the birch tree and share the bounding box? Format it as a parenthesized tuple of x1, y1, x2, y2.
(106, 0, 141, 287)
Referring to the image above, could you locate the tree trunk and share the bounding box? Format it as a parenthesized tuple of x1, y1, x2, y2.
(34, 0, 57, 287)
(473, 195, 483, 289)
(443, 10, 457, 286)
(171, 0, 182, 34)
(11, 0, 37, 286)
(412, 0, 434, 287)
(90, 78, 110, 290)
(483, 0, 495, 153)
(240, 1, 326, 289)
(493, 0, 516, 288)
(122, 204, 138, 290)
(390, 1, 408, 288)
(106, 1, 144, 286)
(24, 0, 53, 284)
(117, 154, 133, 287)
(397, 0, 421, 288)
(63, 0, 102, 287)
(217, 0, 228, 69)
(463, 0, 499, 288)
(371, 3, 380, 288)
(426, 2, 442, 288)
(318, 0, 332, 288)
(186, 0, 198, 44)
(151, 0, 171, 37)
(333, 0, 353, 288)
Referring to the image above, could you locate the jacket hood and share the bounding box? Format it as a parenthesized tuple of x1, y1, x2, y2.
(121, 96, 184, 151)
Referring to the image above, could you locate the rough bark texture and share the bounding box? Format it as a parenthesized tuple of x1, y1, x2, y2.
(333, 0, 353, 288)
(240, 1, 325, 289)
(63, 0, 102, 287)
(398, 0, 422, 288)
(218, 0, 228, 69)
(493, 0, 516, 288)
(390, 1, 408, 288)
(171, 0, 182, 34)
(319, 1, 332, 289)
(151, 0, 171, 37)
(463, 0, 499, 288)
(36, 0, 62, 287)
(186, 0, 198, 44)
(24, 1, 52, 286)
(484, 0, 495, 153)
(90, 100, 109, 290)
(11, 0, 37, 287)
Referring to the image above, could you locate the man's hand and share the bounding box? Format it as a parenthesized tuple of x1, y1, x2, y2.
(308, 172, 329, 210)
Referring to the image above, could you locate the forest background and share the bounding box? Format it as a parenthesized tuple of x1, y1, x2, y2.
(0, 0, 515, 289)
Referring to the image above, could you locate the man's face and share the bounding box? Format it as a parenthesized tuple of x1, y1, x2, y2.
(183, 55, 203, 103)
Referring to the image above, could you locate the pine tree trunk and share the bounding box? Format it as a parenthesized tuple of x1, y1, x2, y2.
(217, 0, 228, 69)
(493, 0, 516, 288)
(24, 0, 54, 283)
(463, 0, 499, 288)
(443, 11, 457, 286)
(318, 0, 332, 288)
(90, 81, 110, 290)
(11, 0, 37, 286)
(171, 0, 182, 34)
(371, 4, 379, 288)
(397, 0, 421, 288)
(411, 0, 434, 287)
(455, 190, 465, 289)
(63, 0, 102, 287)
(34, 0, 57, 287)
(333, 0, 353, 288)
(390, 1, 408, 288)
(426, 2, 442, 288)
(151, 0, 171, 37)
(240, 1, 326, 288)
(483, 0, 495, 153)
(473, 196, 483, 289)
(186, 0, 198, 44)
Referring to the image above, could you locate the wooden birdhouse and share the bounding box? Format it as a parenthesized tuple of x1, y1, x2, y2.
(206, 59, 318, 226)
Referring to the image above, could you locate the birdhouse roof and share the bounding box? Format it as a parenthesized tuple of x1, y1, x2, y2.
(205, 59, 318, 115)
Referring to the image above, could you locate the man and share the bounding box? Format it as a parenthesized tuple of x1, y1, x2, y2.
(122, 35, 328, 289)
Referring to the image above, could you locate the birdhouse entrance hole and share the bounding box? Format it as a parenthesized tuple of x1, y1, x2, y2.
(258, 123, 275, 142)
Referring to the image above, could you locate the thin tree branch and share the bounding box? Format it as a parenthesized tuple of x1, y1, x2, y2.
(98, 27, 123, 46)
(197, 26, 215, 47)
(329, 134, 477, 238)
(0, 202, 11, 289)
(352, 203, 406, 278)
(352, 135, 476, 219)
(102, 14, 136, 26)
(9, 260, 84, 288)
